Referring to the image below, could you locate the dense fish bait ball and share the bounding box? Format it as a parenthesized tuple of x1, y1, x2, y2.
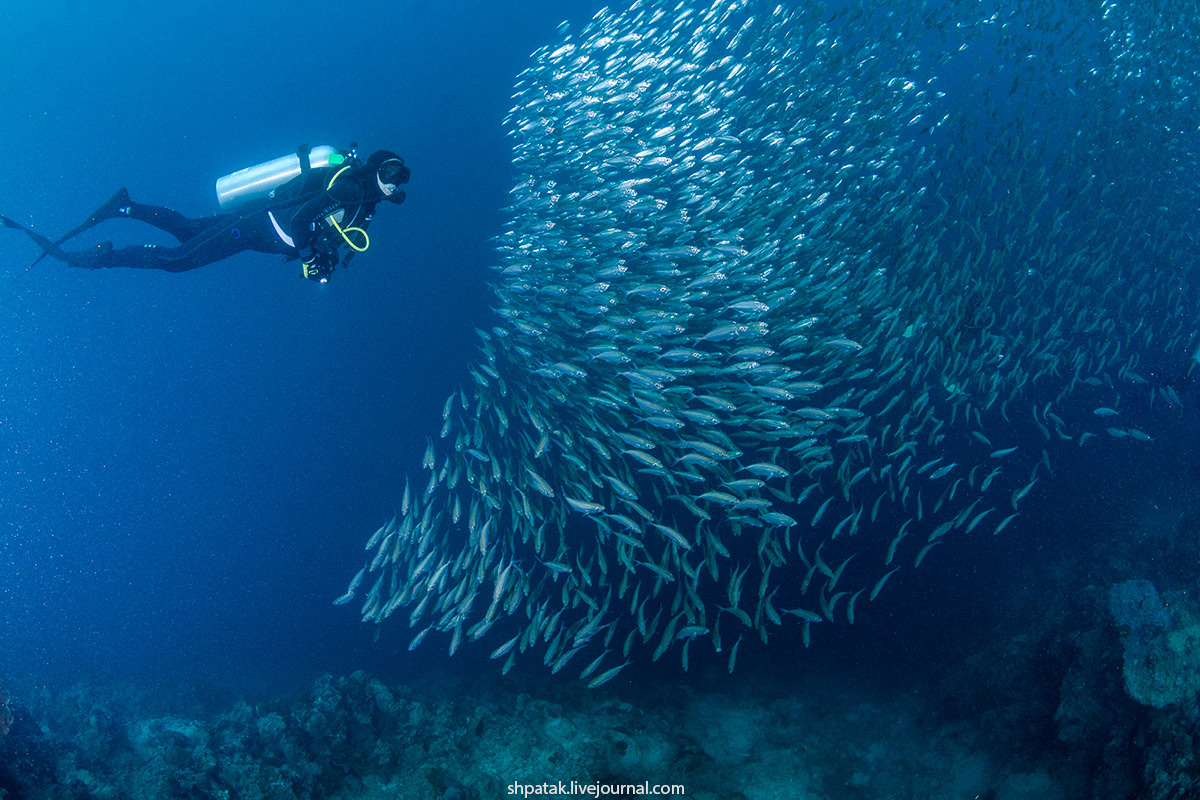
(340, 0, 1200, 682)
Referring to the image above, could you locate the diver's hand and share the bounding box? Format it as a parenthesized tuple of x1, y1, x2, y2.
(299, 246, 336, 282)
(298, 242, 336, 266)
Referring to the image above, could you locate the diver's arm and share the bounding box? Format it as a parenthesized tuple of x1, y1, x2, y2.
(287, 177, 367, 252)
(289, 196, 328, 253)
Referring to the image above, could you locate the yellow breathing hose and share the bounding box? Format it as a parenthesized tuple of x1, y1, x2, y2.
(324, 165, 370, 252)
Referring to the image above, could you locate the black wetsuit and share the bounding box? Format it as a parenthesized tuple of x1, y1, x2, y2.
(79, 163, 387, 273)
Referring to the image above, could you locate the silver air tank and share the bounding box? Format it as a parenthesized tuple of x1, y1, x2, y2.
(215, 145, 343, 210)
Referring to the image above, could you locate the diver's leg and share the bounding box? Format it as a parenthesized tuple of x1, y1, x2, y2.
(81, 217, 261, 272)
(82, 236, 240, 273)
(54, 188, 132, 244)
(118, 202, 226, 243)
(85, 244, 203, 272)
(9, 212, 277, 273)
(60, 241, 227, 273)
(44, 190, 212, 245)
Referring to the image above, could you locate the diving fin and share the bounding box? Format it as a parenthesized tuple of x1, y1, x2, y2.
(2, 214, 76, 261)
(26, 188, 131, 268)
(1, 215, 112, 269)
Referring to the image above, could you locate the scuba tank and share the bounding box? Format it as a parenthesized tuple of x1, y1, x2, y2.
(215, 145, 346, 210)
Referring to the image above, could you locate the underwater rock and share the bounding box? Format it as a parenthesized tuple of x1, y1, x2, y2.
(1108, 579, 1171, 632)
(1140, 710, 1200, 800)
(0, 693, 57, 799)
(1108, 580, 1200, 710)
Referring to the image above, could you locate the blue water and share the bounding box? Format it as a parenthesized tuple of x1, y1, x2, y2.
(0, 0, 603, 694)
(0, 0, 1197, 710)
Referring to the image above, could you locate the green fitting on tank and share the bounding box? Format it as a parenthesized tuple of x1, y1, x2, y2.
(329, 154, 346, 165)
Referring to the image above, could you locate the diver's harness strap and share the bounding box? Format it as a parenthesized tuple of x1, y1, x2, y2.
(296, 143, 312, 180)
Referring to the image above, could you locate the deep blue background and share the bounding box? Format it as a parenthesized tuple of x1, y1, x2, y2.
(0, 0, 603, 694)
(1, 0, 1197, 702)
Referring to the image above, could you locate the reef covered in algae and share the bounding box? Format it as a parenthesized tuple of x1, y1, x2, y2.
(0, 669, 1066, 800)
(5, 559, 1200, 800)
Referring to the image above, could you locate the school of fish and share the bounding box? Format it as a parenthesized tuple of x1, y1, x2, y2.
(339, 0, 1200, 684)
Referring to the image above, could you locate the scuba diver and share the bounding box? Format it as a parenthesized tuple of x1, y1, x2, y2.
(1, 144, 409, 283)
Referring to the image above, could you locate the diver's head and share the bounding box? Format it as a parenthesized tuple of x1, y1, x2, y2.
(366, 150, 410, 204)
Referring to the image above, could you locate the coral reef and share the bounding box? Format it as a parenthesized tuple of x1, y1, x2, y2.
(0, 669, 1083, 800)
(0, 627, 1197, 800)
(934, 481, 1200, 800)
